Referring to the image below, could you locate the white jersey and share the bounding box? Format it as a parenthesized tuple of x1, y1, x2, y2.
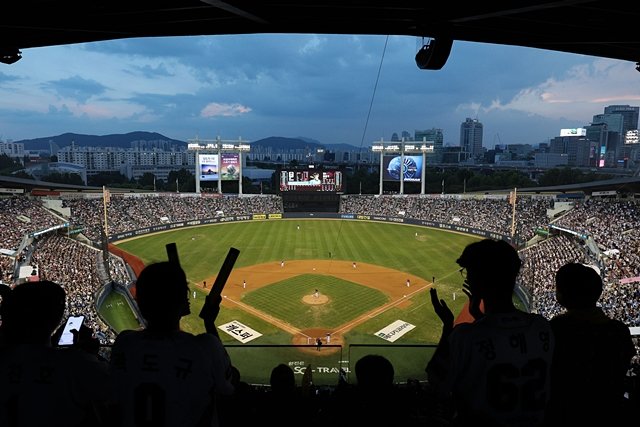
(0, 344, 111, 427)
(110, 330, 234, 427)
(440, 311, 554, 427)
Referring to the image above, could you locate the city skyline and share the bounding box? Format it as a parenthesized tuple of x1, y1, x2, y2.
(1, 34, 640, 149)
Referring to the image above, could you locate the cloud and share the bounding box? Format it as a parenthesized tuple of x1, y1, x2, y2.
(478, 59, 640, 122)
(201, 102, 252, 117)
(42, 76, 108, 103)
(2, 35, 640, 146)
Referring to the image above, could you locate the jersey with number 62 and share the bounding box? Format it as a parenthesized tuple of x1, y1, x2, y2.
(444, 311, 554, 427)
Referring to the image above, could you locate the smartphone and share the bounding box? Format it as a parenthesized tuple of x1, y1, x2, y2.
(57, 315, 85, 346)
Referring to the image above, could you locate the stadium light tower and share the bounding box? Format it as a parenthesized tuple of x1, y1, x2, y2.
(372, 140, 400, 195)
(234, 140, 251, 195)
(372, 139, 433, 195)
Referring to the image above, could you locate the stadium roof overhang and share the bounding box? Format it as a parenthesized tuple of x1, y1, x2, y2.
(1, 1, 639, 67)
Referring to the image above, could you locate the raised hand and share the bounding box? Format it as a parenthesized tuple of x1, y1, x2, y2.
(430, 288, 454, 332)
(71, 323, 100, 355)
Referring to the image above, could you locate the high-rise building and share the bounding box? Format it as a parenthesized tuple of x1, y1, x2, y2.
(459, 118, 483, 160)
(591, 113, 625, 167)
(415, 128, 444, 162)
(604, 105, 639, 143)
(549, 136, 591, 166)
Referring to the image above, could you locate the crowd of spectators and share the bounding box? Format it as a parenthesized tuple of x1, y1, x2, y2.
(340, 194, 551, 242)
(63, 193, 283, 241)
(29, 233, 116, 343)
(0, 196, 67, 251)
(553, 198, 640, 284)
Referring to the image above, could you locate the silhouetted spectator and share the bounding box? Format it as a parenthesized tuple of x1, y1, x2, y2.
(252, 363, 309, 427)
(546, 262, 636, 426)
(218, 365, 255, 427)
(109, 261, 234, 427)
(270, 363, 296, 395)
(427, 239, 554, 427)
(333, 354, 406, 427)
(0, 281, 112, 427)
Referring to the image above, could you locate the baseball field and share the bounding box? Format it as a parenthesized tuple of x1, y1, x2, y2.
(108, 219, 479, 384)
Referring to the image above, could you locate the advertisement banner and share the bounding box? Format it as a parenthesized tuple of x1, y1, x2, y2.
(199, 153, 241, 181)
(382, 155, 423, 182)
(199, 154, 219, 181)
(219, 320, 262, 343)
(374, 320, 415, 342)
(220, 153, 240, 181)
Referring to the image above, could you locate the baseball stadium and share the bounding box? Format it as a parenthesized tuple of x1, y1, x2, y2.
(2, 3, 640, 425)
(2, 190, 638, 389)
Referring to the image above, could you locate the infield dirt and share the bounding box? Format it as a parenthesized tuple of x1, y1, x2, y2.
(198, 260, 432, 355)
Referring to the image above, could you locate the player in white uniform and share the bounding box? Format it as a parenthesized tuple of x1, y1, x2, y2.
(109, 261, 234, 427)
(427, 239, 554, 427)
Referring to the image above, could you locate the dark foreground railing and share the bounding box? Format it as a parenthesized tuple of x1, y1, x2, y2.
(225, 343, 437, 386)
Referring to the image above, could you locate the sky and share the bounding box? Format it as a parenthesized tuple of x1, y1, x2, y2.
(1, 34, 640, 150)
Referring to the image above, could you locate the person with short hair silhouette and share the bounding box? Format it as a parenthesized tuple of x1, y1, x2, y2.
(253, 363, 309, 427)
(332, 354, 409, 427)
(0, 280, 112, 427)
(546, 262, 636, 426)
(354, 354, 394, 391)
(109, 261, 234, 427)
(426, 239, 554, 427)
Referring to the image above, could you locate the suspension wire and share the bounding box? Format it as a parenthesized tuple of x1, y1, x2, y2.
(327, 35, 389, 267)
(359, 35, 389, 151)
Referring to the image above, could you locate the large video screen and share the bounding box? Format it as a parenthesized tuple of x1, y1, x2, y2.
(382, 155, 423, 182)
(280, 170, 343, 192)
(198, 153, 240, 181)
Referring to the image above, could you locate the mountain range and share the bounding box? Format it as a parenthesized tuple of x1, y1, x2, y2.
(14, 132, 360, 152)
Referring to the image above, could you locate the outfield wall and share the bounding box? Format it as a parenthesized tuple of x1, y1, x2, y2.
(107, 212, 510, 243)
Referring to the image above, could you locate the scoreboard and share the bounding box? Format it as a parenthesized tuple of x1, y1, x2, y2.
(279, 169, 343, 192)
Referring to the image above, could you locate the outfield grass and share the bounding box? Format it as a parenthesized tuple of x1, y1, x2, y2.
(113, 219, 479, 384)
(115, 220, 474, 284)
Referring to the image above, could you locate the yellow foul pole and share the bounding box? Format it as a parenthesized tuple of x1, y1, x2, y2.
(510, 187, 517, 241)
(102, 186, 110, 238)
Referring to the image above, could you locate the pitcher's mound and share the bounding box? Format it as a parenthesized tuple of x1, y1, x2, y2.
(302, 295, 329, 305)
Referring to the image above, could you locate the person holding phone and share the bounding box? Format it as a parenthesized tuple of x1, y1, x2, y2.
(109, 261, 234, 427)
(57, 315, 86, 346)
(0, 280, 112, 427)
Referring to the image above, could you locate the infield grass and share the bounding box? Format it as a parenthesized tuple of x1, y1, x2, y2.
(244, 274, 388, 329)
